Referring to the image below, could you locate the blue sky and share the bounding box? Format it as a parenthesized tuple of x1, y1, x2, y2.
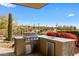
(0, 3, 79, 27)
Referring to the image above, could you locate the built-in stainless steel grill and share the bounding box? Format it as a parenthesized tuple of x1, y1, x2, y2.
(23, 32, 38, 40)
(23, 32, 39, 54)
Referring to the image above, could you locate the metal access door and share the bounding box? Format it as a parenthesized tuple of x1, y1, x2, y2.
(48, 42, 55, 56)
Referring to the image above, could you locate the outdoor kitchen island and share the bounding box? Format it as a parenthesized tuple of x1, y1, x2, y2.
(14, 35, 75, 56)
(38, 35, 75, 56)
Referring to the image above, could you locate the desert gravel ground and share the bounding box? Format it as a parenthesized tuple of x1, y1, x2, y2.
(0, 40, 15, 56)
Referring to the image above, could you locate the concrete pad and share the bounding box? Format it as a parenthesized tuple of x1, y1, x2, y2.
(0, 47, 14, 56)
(74, 53, 79, 56)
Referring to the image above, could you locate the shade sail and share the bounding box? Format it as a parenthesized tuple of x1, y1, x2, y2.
(15, 3, 48, 9)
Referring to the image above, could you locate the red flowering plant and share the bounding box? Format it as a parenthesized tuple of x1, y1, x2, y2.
(62, 33, 78, 45)
(47, 32, 61, 37)
(47, 32, 78, 47)
(47, 32, 57, 37)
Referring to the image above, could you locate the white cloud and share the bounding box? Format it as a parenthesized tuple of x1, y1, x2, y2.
(0, 3, 16, 8)
(68, 13, 75, 17)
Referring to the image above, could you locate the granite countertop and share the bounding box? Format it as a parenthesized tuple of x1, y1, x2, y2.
(14, 36, 24, 39)
(14, 35, 75, 42)
(38, 35, 75, 42)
